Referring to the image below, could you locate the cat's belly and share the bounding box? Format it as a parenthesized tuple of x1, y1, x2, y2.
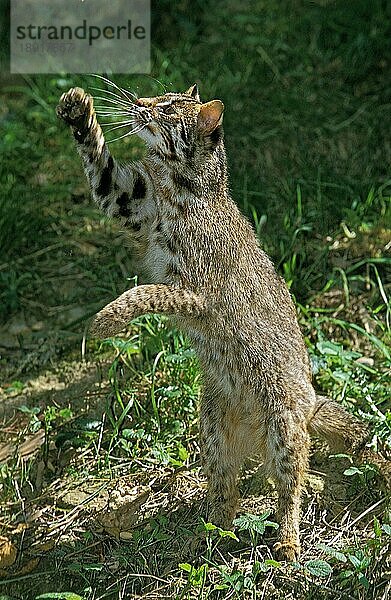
(180, 320, 316, 420)
(184, 325, 261, 402)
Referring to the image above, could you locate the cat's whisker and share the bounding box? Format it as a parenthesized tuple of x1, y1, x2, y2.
(95, 101, 135, 109)
(93, 96, 137, 112)
(107, 123, 147, 143)
(90, 86, 136, 108)
(95, 109, 135, 118)
(117, 84, 138, 101)
(101, 121, 137, 128)
(94, 85, 138, 105)
(90, 74, 137, 103)
(92, 92, 135, 106)
(94, 98, 131, 111)
(109, 82, 138, 102)
(125, 123, 148, 136)
(96, 110, 133, 118)
(102, 119, 138, 132)
(90, 85, 126, 98)
(144, 74, 168, 94)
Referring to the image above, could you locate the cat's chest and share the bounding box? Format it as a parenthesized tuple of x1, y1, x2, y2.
(143, 217, 183, 283)
(148, 165, 205, 215)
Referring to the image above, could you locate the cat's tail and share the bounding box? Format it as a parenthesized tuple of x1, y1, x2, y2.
(89, 284, 206, 338)
(309, 395, 391, 487)
(308, 395, 369, 452)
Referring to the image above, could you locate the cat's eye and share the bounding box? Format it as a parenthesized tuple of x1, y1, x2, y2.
(157, 101, 177, 115)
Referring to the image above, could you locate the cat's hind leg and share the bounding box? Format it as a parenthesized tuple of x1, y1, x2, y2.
(200, 388, 254, 529)
(264, 411, 310, 561)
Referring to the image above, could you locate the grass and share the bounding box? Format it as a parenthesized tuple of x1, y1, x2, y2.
(0, 1, 390, 599)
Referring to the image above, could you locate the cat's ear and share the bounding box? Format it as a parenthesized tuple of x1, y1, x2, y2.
(197, 100, 224, 134)
(185, 83, 200, 101)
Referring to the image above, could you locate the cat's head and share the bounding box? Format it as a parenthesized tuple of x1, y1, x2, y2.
(104, 83, 224, 161)
(135, 85, 224, 160)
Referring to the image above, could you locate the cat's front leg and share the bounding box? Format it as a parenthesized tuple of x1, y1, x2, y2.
(90, 284, 207, 338)
(57, 87, 155, 227)
(56, 87, 108, 177)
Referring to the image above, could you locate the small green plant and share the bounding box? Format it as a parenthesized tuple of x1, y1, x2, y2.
(147, 515, 171, 542)
(17, 404, 42, 433)
(213, 559, 282, 594)
(233, 511, 279, 546)
(303, 559, 333, 578)
(330, 452, 378, 485)
(339, 550, 372, 590)
(4, 380, 25, 394)
(98, 315, 201, 472)
(315, 518, 391, 590)
(40, 405, 74, 460)
(179, 562, 209, 588)
(178, 522, 239, 594)
(202, 520, 239, 560)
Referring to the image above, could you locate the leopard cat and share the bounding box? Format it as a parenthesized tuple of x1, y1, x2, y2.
(57, 82, 386, 561)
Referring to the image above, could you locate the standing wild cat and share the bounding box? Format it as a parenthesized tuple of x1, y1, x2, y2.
(57, 82, 373, 561)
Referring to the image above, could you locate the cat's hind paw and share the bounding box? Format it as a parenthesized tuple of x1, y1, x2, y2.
(56, 87, 94, 127)
(273, 541, 301, 562)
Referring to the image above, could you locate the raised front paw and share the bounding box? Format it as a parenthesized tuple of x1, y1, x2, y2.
(56, 87, 94, 128)
(89, 306, 128, 339)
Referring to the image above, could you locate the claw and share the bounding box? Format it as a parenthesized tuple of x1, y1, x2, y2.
(273, 541, 301, 562)
(56, 87, 94, 126)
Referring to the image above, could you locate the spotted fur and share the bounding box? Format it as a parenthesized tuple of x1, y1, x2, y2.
(57, 84, 378, 561)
